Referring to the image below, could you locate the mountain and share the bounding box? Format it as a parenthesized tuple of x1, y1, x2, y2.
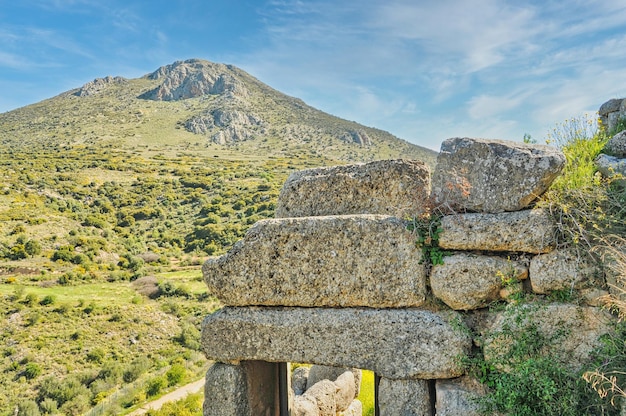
(0, 58, 436, 164)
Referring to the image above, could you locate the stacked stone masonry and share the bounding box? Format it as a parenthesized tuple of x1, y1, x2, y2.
(201, 137, 615, 415)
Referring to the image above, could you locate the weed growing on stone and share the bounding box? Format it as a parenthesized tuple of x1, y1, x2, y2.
(408, 214, 449, 266)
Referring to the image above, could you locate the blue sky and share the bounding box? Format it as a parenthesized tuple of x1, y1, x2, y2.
(2, 0, 626, 151)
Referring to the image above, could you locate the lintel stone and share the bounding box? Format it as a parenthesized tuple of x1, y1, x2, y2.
(201, 307, 471, 380)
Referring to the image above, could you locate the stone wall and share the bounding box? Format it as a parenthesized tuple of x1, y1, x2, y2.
(200, 137, 615, 415)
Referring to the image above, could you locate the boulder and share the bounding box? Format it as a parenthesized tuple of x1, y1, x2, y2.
(275, 159, 431, 219)
(431, 138, 565, 213)
(302, 380, 337, 416)
(377, 378, 431, 416)
(333, 371, 357, 412)
(529, 248, 600, 294)
(306, 366, 361, 399)
(438, 209, 556, 253)
(201, 307, 471, 379)
(292, 366, 310, 396)
(430, 253, 528, 310)
(604, 131, 626, 157)
(203, 215, 427, 308)
(599, 98, 623, 116)
(435, 376, 486, 416)
(484, 303, 614, 371)
(340, 400, 363, 416)
(292, 394, 320, 416)
(596, 154, 626, 180)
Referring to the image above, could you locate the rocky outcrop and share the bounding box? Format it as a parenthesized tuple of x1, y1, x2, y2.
(431, 138, 565, 213)
(275, 159, 431, 219)
(203, 215, 427, 308)
(74, 76, 127, 97)
(342, 130, 371, 146)
(438, 209, 556, 253)
(201, 307, 471, 379)
(139, 59, 248, 101)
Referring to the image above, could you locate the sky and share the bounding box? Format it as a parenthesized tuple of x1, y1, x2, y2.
(2, 1, 626, 151)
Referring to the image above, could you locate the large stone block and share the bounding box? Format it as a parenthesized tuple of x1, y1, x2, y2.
(431, 138, 565, 213)
(530, 248, 600, 294)
(430, 253, 528, 310)
(438, 209, 556, 253)
(435, 376, 486, 416)
(203, 215, 427, 308)
(378, 377, 431, 416)
(203, 361, 279, 416)
(201, 307, 471, 379)
(275, 159, 431, 218)
(484, 303, 614, 371)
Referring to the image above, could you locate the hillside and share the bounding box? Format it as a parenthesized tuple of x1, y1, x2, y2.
(0, 59, 436, 414)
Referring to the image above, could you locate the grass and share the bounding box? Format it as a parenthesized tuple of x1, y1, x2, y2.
(358, 369, 376, 416)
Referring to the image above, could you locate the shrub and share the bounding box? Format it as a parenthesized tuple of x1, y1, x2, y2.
(23, 362, 42, 379)
(166, 363, 186, 386)
(145, 375, 167, 397)
(123, 356, 151, 383)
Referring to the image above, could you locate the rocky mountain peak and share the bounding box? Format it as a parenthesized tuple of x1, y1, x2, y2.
(139, 59, 247, 101)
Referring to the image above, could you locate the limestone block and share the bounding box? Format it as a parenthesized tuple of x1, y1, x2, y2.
(201, 307, 471, 379)
(596, 154, 626, 180)
(435, 376, 485, 416)
(530, 248, 600, 294)
(292, 366, 310, 395)
(438, 209, 556, 253)
(204, 363, 249, 416)
(275, 159, 431, 218)
(306, 366, 361, 399)
(333, 371, 357, 412)
(484, 303, 614, 371)
(431, 137, 565, 213)
(203, 361, 279, 416)
(599, 98, 622, 116)
(203, 215, 427, 308)
(303, 380, 337, 416)
(430, 253, 528, 310)
(378, 377, 431, 416)
(605, 130, 626, 157)
(292, 394, 320, 416)
(340, 399, 363, 416)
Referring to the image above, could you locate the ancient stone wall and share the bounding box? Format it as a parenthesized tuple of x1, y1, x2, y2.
(200, 137, 615, 416)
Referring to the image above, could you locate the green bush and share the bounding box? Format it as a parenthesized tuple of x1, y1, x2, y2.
(166, 363, 186, 386)
(23, 362, 42, 379)
(146, 375, 167, 397)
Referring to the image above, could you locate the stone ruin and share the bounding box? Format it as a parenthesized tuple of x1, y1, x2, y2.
(200, 138, 617, 415)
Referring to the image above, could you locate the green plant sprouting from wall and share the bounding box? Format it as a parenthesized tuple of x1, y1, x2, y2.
(408, 214, 449, 266)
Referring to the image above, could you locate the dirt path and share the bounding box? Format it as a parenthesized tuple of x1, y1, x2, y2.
(127, 378, 204, 415)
